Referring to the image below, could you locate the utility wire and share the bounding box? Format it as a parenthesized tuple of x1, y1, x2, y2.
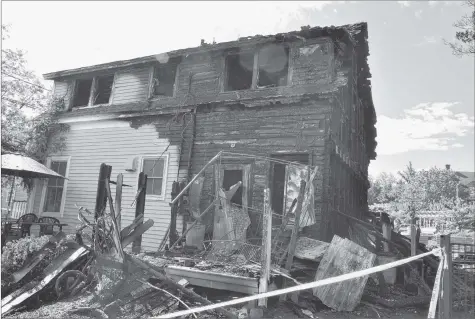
(2, 71, 51, 91)
(2, 97, 43, 109)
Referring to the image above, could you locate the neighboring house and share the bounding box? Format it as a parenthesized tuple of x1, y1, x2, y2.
(28, 22, 377, 251)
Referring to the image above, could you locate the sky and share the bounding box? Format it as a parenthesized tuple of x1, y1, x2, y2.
(2, 1, 474, 177)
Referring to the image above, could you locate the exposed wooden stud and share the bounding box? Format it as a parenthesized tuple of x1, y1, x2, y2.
(115, 173, 123, 233)
(170, 181, 180, 247)
(280, 179, 306, 301)
(381, 213, 391, 253)
(258, 188, 272, 307)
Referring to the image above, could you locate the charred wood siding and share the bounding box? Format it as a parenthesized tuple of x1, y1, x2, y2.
(53, 39, 336, 115)
(189, 100, 331, 240)
(324, 41, 371, 241)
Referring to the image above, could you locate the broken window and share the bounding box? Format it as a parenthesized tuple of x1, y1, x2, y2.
(224, 52, 254, 91)
(270, 153, 309, 226)
(152, 63, 177, 97)
(73, 79, 93, 107)
(93, 75, 114, 105)
(258, 45, 289, 88)
(72, 74, 114, 108)
(222, 170, 243, 206)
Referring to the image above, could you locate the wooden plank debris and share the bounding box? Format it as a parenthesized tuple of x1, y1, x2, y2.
(313, 235, 376, 312)
(128, 254, 237, 319)
(10, 232, 66, 284)
(294, 237, 329, 262)
(1, 247, 88, 315)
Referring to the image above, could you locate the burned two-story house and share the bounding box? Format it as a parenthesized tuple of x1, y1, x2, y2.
(28, 22, 377, 251)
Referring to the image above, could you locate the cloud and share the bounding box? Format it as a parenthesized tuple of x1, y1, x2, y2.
(415, 10, 423, 19)
(376, 102, 475, 155)
(397, 1, 411, 7)
(452, 143, 464, 148)
(428, 1, 458, 6)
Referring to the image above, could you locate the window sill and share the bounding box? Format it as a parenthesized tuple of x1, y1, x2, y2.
(222, 84, 289, 94)
(149, 95, 175, 102)
(146, 195, 166, 201)
(71, 103, 110, 111)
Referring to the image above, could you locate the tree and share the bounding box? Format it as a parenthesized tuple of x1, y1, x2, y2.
(368, 172, 398, 205)
(369, 162, 473, 232)
(1, 24, 68, 190)
(1, 25, 50, 154)
(445, 0, 475, 57)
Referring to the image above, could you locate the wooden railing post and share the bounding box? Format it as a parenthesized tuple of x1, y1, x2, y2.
(95, 163, 112, 220)
(258, 188, 272, 307)
(280, 179, 306, 301)
(132, 172, 147, 253)
(440, 234, 453, 319)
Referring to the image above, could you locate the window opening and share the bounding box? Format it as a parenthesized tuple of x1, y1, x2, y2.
(224, 52, 254, 91)
(152, 63, 177, 97)
(93, 75, 114, 105)
(222, 170, 243, 206)
(73, 79, 93, 107)
(258, 45, 289, 87)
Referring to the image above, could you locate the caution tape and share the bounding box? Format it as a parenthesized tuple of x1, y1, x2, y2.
(152, 248, 441, 319)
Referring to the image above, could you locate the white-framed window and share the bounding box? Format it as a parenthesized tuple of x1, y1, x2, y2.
(140, 155, 169, 200)
(39, 156, 71, 216)
(72, 74, 115, 108)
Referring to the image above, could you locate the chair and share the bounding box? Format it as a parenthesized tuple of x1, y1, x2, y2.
(17, 213, 38, 237)
(38, 216, 61, 236)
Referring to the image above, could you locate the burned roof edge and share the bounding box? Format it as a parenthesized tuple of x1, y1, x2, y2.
(43, 22, 369, 80)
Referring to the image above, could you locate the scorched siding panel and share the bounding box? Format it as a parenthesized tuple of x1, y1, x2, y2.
(112, 67, 150, 104)
(31, 120, 182, 252)
(190, 101, 332, 240)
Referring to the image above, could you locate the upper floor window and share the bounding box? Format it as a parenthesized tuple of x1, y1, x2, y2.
(224, 52, 254, 91)
(257, 45, 289, 88)
(152, 63, 177, 97)
(224, 44, 290, 92)
(72, 74, 114, 108)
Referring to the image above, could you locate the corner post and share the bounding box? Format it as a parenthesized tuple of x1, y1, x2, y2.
(440, 234, 453, 319)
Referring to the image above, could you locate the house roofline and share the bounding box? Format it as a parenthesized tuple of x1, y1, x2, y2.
(43, 22, 368, 80)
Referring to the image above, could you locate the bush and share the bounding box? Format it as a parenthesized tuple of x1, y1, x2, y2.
(1, 235, 72, 290)
(1, 236, 51, 275)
